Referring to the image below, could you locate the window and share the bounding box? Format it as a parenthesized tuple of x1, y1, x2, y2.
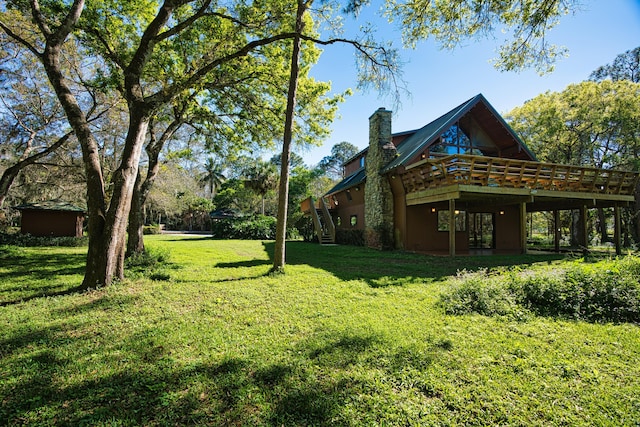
(429, 124, 480, 157)
(360, 156, 365, 168)
(437, 210, 466, 232)
(346, 190, 353, 201)
(336, 216, 342, 226)
(350, 215, 358, 226)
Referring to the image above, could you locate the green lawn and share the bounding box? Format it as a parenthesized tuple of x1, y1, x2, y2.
(1, 236, 639, 426)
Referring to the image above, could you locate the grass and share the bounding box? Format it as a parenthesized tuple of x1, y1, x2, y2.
(1, 236, 639, 426)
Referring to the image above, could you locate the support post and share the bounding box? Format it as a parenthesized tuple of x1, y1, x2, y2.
(519, 202, 527, 254)
(554, 210, 561, 253)
(614, 205, 622, 255)
(449, 199, 456, 257)
(580, 205, 589, 252)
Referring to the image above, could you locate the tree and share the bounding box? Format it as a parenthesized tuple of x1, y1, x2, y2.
(318, 141, 359, 179)
(590, 46, 640, 83)
(506, 80, 640, 244)
(0, 29, 82, 209)
(199, 157, 226, 201)
(390, 0, 579, 74)
(243, 160, 278, 215)
(272, 0, 306, 272)
(1, 0, 342, 287)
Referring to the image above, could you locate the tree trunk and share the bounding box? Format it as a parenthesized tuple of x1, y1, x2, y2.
(272, 0, 305, 273)
(82, 112, 149, 287)
(127, 169, 146, 256)
(126, 118, 178, 256)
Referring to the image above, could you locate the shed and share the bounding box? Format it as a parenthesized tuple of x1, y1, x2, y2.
(15, 201, 85, 237)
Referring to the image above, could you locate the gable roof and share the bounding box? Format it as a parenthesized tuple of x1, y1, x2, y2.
(383, 94, 536, 173)
(325, 94, 536, 197)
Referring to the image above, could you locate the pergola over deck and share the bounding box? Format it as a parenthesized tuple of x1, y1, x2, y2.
(399, 154, 640, 255)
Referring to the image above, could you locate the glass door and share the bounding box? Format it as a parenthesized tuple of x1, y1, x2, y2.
(469, 213, 495, 249)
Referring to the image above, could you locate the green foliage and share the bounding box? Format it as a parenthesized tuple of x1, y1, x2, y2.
(125, 246, 171, 268)
(211, 215, 278, 240)
(440, 269, 524, 318)
(143, 224, 161, 235)
(388, 0, 577, 74)
(0, 232, 88, 247)
(590, 46, 640, 83)
(506, 80, 640, 168)
(336, 229, 365, 246)
(295, 215, 316, 242)
(318, 141, 360, 179)
(125, 246, 172, 280)
(442, 257, 640, 323)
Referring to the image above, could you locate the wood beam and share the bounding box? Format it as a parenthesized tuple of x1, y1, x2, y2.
(580, 205, 589, 251)
(614, 205, 622, 255)
(449, 199, 456, 257)
(519, 202, 527, 254)
(554, 210, 561, 253)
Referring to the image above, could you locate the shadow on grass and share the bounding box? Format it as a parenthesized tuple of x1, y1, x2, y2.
(0, 250, 87, 306)
(215, 259, 271, 269)
(0, 326, 449, 426)
(261, 241, 566, 288)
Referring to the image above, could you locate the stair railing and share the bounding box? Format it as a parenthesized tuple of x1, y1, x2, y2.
(319, 197, 336, 243)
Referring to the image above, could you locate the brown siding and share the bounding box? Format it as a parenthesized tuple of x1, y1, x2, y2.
(494, 205, 522, 251)
(344, 154, 366, 176)
(405, 203, 470, 253)
(20, 210, 84, 237)
(330, 186, 365, 230)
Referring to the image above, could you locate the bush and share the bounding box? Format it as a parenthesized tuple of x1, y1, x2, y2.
(125, 246, 171, 269)
(441, 257, 640, 323)
(336, 229, 364, 246)
(295, 216, 316, 242)
(143, 224, 161, 235)
(441, 270, 523, 318)
(211, 215, 277, 240)
(0, 232, 88, 247)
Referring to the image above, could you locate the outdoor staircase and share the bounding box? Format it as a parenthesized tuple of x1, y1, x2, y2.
(300, 196, 336, 245)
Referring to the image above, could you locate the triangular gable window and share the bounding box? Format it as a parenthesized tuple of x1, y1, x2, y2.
(429, 124, 482, 157)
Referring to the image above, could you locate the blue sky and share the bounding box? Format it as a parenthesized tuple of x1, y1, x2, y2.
(299, 0, 640, 166)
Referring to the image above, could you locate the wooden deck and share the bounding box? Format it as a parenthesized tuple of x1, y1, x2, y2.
(400, 155, 639, 199)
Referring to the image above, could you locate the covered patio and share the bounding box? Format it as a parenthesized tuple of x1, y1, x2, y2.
(399, 154, 639, 256)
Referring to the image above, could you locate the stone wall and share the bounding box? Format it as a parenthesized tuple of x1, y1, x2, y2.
(364, 108, 396, 249)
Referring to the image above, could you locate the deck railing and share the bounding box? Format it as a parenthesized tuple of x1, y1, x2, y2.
(401, 154, 639, 196)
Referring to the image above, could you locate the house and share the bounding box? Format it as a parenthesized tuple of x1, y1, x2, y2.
(15, 201, 85, 237)
(302, 94, 639, 255)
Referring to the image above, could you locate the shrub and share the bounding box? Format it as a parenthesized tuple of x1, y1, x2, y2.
(211, 215, 277, 240)
(441, 270, 523, 318)
(143, 224, 161, 235)
(0, 233, 88, 247)
(295, 216, 316, 242)
(125, 246, 171, 269)
(336, 229, 364, 246)
(441, 257, 640, 323)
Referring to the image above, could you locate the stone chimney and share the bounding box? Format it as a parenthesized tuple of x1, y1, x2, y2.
(364, 108, 396, 249)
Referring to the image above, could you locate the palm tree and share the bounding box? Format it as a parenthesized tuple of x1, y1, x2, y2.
(199, 157, 226, 201)
(243, 160, 278, 215)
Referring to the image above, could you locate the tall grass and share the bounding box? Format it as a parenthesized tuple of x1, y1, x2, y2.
(1, 236, 638, 426)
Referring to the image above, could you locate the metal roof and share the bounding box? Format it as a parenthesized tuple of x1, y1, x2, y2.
(325, 167, 366, 196)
